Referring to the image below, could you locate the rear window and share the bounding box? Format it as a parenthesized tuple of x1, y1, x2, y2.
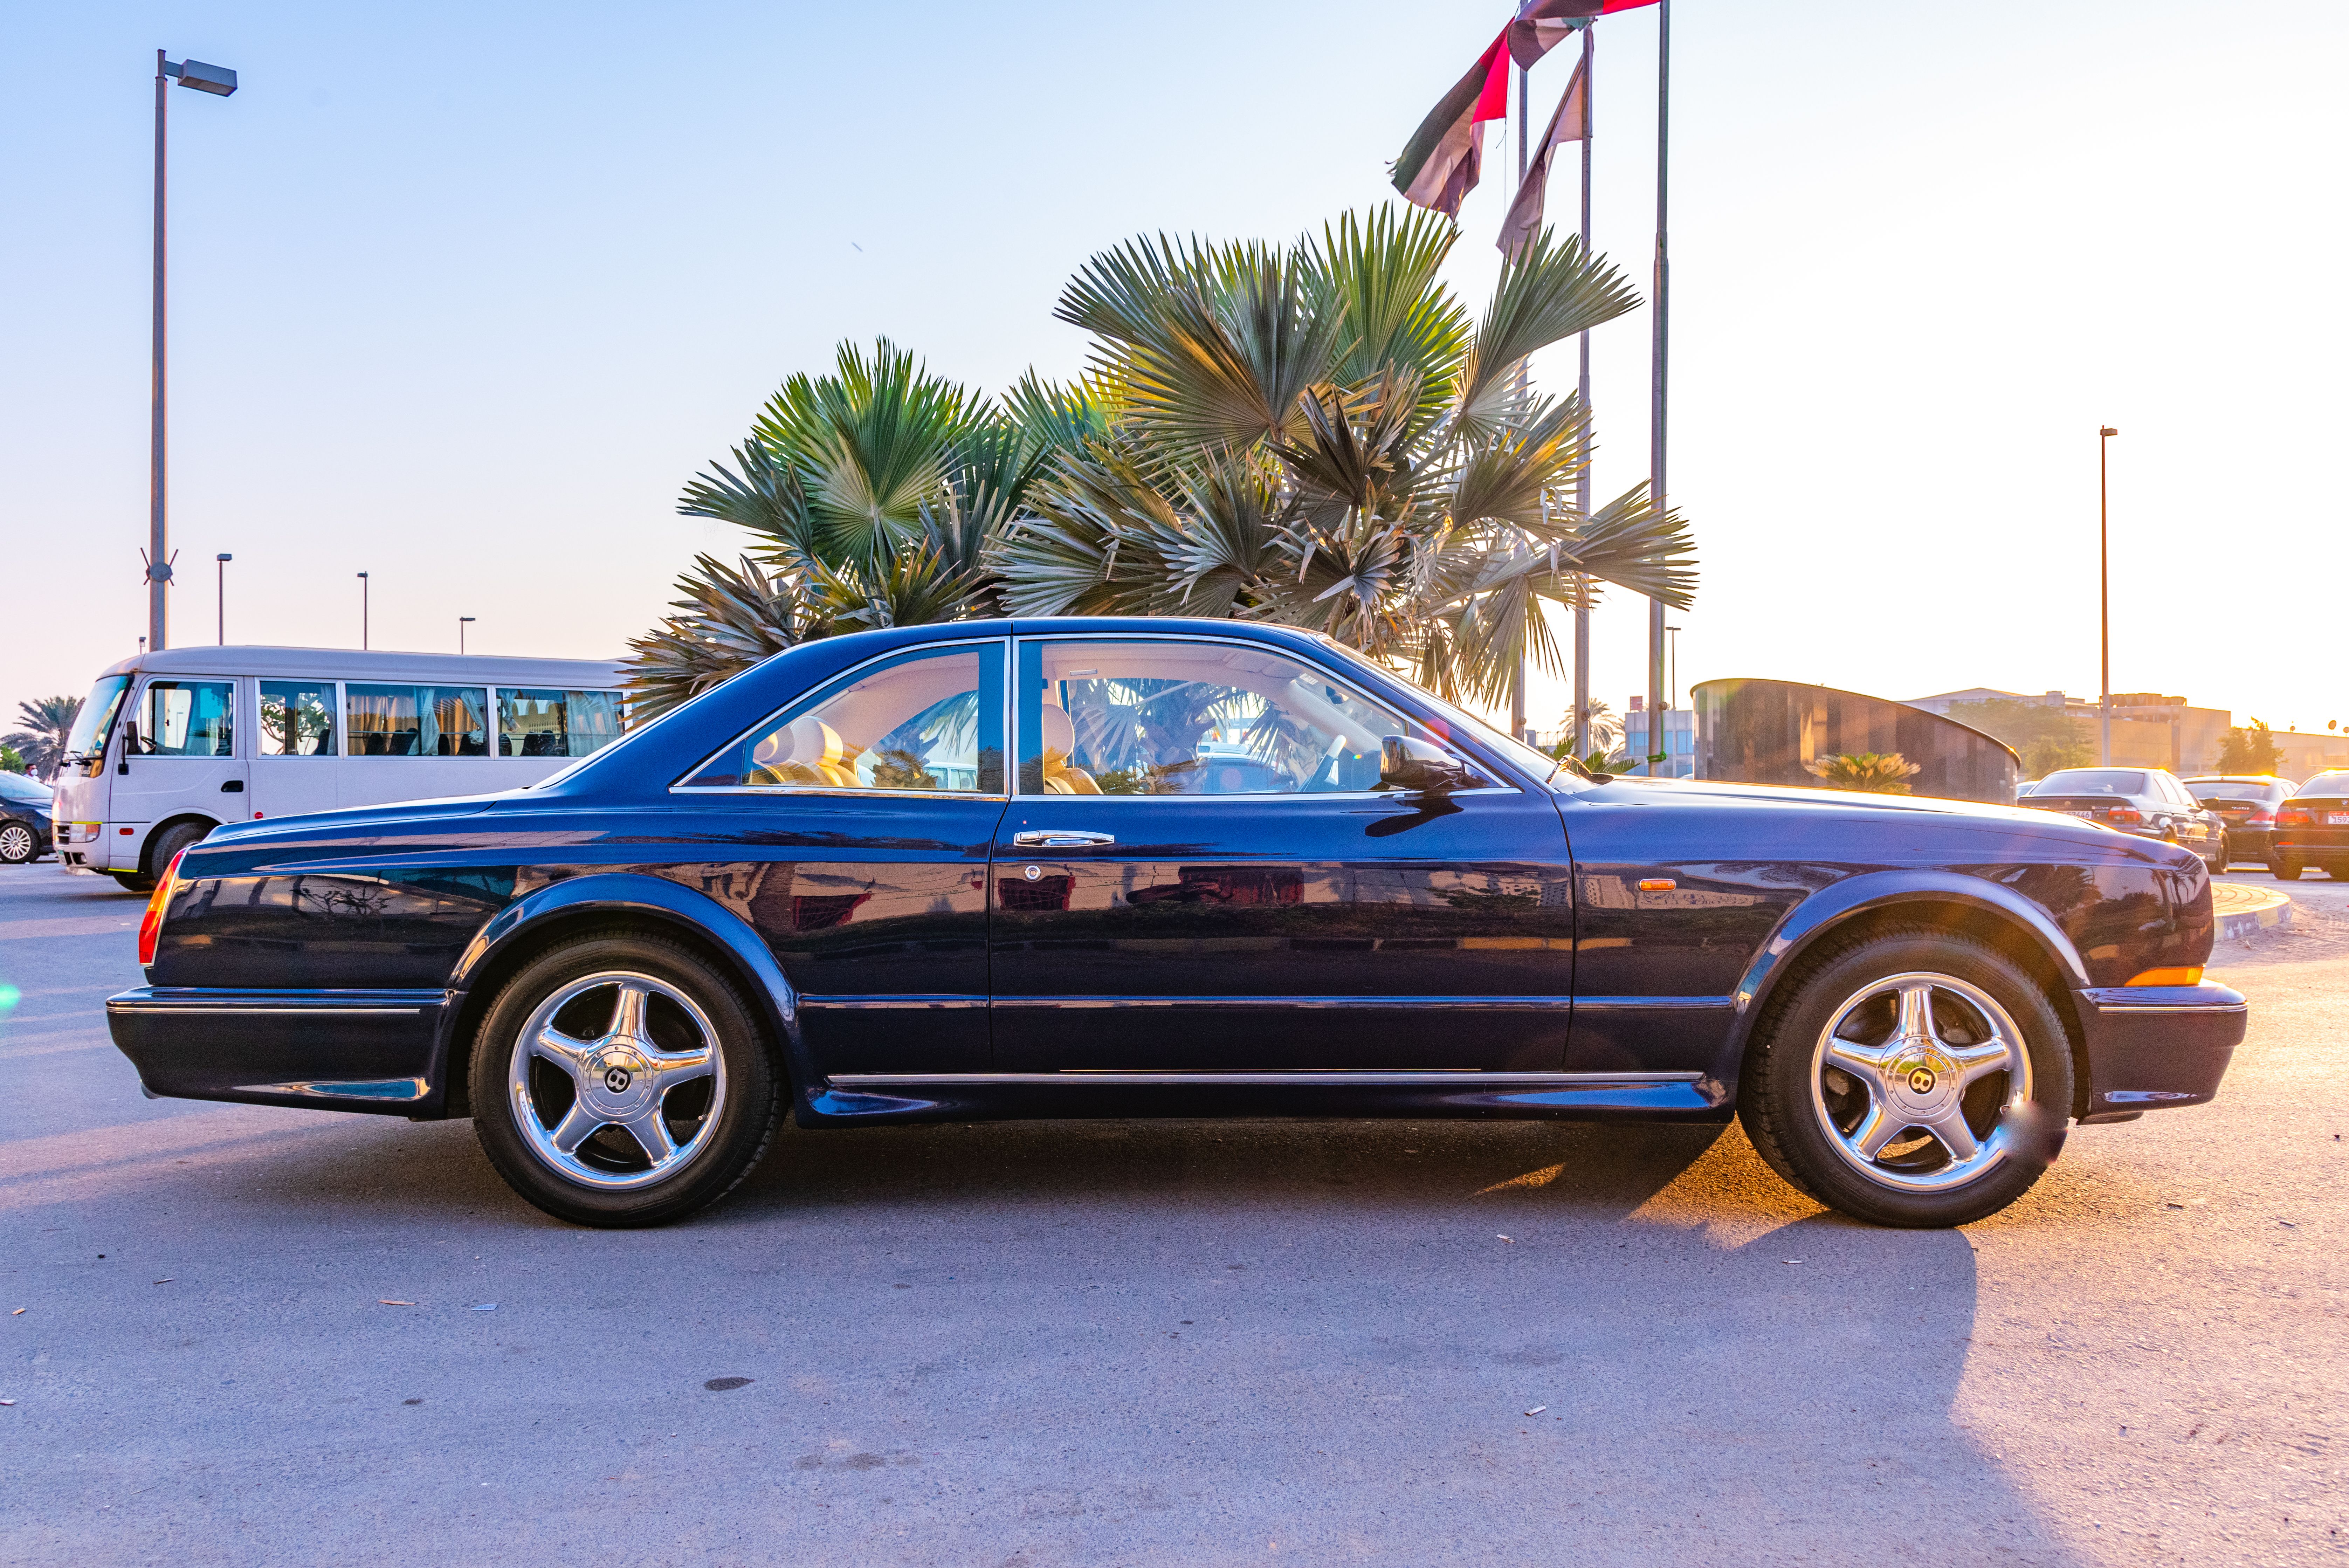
(2298, 771, 2349, 798)
(2036, 769, 2148, 796)
(2185, 778, 2292, 804)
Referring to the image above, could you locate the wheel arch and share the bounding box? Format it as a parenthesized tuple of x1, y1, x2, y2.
(1713, 872, 2094, 1119)
(434, 872, 806, 1121)
(141, 813, 223, 876)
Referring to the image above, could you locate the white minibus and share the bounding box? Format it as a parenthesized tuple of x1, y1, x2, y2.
(51, 646, 627, 890)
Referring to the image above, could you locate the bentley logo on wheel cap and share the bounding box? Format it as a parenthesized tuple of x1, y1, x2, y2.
(1907, 1066, 1937, 1095)
(604, 1066, 633, 1093)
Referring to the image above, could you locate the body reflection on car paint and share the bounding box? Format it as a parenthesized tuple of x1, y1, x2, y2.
(106, 617, 2246, 1229)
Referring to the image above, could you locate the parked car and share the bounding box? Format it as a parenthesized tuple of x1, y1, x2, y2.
(2270, 770, 2349, 880)
(2020, 767, 2227, 870)
(0, 772, 55, 864)
(107, 618, 2245, 1231)
(2179, 775, 2299, 868)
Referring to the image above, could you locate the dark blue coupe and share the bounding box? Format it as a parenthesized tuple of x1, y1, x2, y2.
(108, 620, 2245, 1228)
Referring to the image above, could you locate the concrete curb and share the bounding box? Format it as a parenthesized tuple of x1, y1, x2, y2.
(2212, 883, 2293, 941)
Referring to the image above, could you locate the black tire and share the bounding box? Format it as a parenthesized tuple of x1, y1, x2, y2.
(2273, 859, 2304, 881)
(2213, 834, 2231, 871)
(0, 820, 35, 865)
(1738, 926, 2073, 1228)
(470, 929, 780, 1227)
(2332, 864, 2349, 882)
(116, 819, 212, 894)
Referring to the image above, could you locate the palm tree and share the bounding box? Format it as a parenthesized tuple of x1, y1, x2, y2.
(1803, 752, 1923, 795)
(2, 695, 80, 780)
(626, 207, 1695, 717)
(990, 207, 1695, 705)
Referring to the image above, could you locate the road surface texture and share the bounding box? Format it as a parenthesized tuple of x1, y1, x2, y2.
(2, 862, 2343, 1566)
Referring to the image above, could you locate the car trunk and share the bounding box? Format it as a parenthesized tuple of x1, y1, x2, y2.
(2029, 795, 2142, 824)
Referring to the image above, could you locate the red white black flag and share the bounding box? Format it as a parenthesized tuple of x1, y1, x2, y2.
(1497, 54, 1587, 259)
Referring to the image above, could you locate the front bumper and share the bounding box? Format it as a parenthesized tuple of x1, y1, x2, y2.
(106, 987, 447, 1115)
(2074, 982, 2246, 1120)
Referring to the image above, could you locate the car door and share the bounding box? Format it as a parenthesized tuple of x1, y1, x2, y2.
(111, 676, 246, 830)
(671, 638, 1009, 1075)
(986, 633, 1576, 1072)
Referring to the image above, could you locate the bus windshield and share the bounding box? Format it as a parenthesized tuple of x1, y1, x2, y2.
(63, 675, 130, 772)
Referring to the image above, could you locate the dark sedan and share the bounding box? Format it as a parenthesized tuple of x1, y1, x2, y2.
(0, 771, 55, 864)
(2181, 775, 2299, 869)
(2271, 769, 2349, 880)
(106, 619, 2246, 1230)
(2022, 767, 2227, 870)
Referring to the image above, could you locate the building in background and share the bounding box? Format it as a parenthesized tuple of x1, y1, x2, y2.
(1694, 679, 2020, 805)
(1906, 687, 2229, 774)
(2269, 728, 2349, 780)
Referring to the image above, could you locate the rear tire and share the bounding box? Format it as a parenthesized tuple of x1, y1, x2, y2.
(0, 822, 35, 864)
(2273, 859, 2304, 881)
(1739, 926, 2072, 1228)
(470, 930, 780, 1227)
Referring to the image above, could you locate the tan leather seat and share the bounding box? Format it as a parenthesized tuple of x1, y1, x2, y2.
(1037, 705, 1101, 794)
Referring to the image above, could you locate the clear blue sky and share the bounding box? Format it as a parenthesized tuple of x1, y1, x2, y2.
(6, 0, 2345, 747)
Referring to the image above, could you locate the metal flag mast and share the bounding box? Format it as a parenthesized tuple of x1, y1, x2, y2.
(1572, 21, 1595, 760)
(1644, 0, 1671, 776)
(1510, 61, 1533, 742)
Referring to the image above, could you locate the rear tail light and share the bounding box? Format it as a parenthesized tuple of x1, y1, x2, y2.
(2106, 807, 2142, 826)
(2247, 810, 2275, 826)
(136, 848, 191, 967)
(2124, 966, 2204, 987)
(2279, 808, 2311, 826)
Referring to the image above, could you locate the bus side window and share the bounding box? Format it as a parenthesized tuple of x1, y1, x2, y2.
(258, 681, 337, 757)
(498, 689, 624, 757)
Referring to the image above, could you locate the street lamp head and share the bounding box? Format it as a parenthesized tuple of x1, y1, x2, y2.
(356, 571, 368, 579)
(164, 59, 238, 96)
(216, 552, 232, 563)
(2099, 426, 2119, 437)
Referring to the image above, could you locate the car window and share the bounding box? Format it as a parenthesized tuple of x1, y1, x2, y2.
(258, 681, 337, 757)
(133, 680, 234, 758)
(1015, 638, 1488, 797)
(2039, 769, 2147, 796)
(2301, 771, 2349, 797)
(684, 643, 1004, 793)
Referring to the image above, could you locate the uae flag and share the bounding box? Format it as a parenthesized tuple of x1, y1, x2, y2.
(1393, 0, 1658, 219)
(1497, 53, 1586, 259)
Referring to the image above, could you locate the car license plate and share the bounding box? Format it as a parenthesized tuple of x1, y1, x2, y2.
(2066, 810, 2095, 818)
(2327, 812, 2349, 826)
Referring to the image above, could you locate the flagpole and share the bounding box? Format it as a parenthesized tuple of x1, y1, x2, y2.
(1644, 0, 1670, 776)
(1511, 61, 1533, 744)
(1572, 22, 1594, 762)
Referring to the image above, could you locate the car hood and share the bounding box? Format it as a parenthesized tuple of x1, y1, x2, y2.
(1573, 776, 2185, 861)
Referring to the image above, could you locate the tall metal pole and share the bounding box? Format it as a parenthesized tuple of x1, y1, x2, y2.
(1644, 0, 1671, 775)
(358, 572, 370, 650)
(215, 553, 230, 644)
(1510, 62, 1533, 743)
(2099, 426, 2117, 765)
(149, 50, 171, 653)
(1572, 24, 1594, 760)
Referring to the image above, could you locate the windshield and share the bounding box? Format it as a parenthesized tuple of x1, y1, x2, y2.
(2037, 769, 2148, 796)
(63, 675, 130, 769)
(0, 772, 51, 804)
(2298, 771, 2349, 797)
(1313, 638, 1566, 786)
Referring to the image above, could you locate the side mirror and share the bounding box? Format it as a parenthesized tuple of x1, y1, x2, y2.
(1379, 734, 1474, 795)
(118, 722, 138, 774)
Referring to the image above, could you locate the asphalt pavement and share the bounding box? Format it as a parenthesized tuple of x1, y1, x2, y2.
(2, 861, 2344, 1566)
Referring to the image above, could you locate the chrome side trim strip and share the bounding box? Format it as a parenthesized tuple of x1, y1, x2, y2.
(1569, 996, 1736, 1010)
(112, 1005, 424, 1017)
(988, 995, 1576, 1010)
(826, 1070, 1706, 1088)
(801, 996, 986, 1010)
(2094, 1003, 2250, 1016)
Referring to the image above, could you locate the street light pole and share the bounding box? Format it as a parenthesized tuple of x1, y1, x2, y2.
(2099, 426, 2117, 766)
(1666, 624, 1681, 709)
(148, 51, 237, 654)
(215, 552, 231, 644)
(460, 617, 475, 654)
(1644, 0, 1671, 776)
(357, 572, 370, 650)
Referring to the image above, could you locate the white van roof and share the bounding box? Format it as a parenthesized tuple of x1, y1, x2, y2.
(102, 645, 628, 688)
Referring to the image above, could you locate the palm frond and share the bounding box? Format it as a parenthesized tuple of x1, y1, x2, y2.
(1453, 230, 1640, 441)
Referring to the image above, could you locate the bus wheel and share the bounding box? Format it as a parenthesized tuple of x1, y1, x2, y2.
(118, 821, 212, 894)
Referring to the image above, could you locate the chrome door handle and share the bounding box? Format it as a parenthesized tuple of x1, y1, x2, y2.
(1012, 830, 1116, 848)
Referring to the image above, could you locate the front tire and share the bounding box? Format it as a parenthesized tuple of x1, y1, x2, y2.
(0, 821, 35, 864)
(115, 819, 212, 893)
(1739, 927, 2072, 1228)
(470, 930, 780, 1227)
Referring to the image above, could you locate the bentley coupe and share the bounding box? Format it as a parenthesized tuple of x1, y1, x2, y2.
(107, 619, 2247, 1228)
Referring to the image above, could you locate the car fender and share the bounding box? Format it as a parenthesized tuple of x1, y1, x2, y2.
(1709, 868, 2092, 1088)
(439, 871, 811, 1115)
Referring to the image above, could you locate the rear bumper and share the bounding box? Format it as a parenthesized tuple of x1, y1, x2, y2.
(2074, 983, 2246, 1119)
(2273, 832, 2349, 861)
(105, 987, 446, 1115)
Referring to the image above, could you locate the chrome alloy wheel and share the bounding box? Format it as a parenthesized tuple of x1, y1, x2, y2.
(0, 822, 34, 863)
(1809, 970, 2032, 1194)
(508, 970, 727, 1191)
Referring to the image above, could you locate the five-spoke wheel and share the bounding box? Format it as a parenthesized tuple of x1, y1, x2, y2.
(471, 931, 779, 1226)
(1740, 928, 2071, 1227)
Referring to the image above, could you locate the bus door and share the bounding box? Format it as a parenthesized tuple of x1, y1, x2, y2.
(250, 677, 341, 820)
(111, 676, 247, 837)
